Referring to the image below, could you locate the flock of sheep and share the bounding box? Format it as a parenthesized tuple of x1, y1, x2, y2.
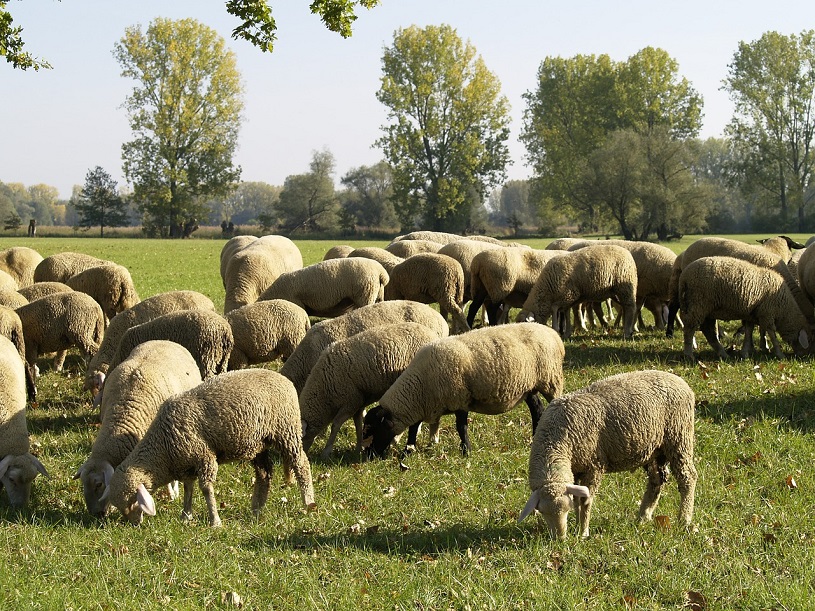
(0, 229, 812, 539)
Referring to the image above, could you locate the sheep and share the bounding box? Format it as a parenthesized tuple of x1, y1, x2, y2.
(83, 290, 215, 396)
(362, 322, 565, 458)
(65, 263, 140, 322)
(468, 247, 562, 327)
(300, 322, 447, 458)
(0, 289, 28, 309)
(225, 299, 311, 370)
(0, 336, 48, 507)
(0, 246, 43, 288)
(74, 341, 203, 517)
(16, 291, 105, 374)
(385, 239, 442, 258)
(348, 247, 403, 274)
(0, 305, 36, 400)
(223, 235, 303, 313)
(322, 244, 355, 260)
(545, 237, 593, 251)
(795, 241, 815, 309)
(17, 281, 72, 303)
(385, 252, 470, 334)
(220, 235, 258, 287)
(33, 252, 109, 283)
(104, 368, 315, 527)
(259, 257, 389, 318)
(666, 236, 812, 337)
(389, 231, 467, 245)
(679, 256, 810, 361)
(437, 239, 504, 301)
(280, 300, 450, 394)
(108, 309, 234, 381)
(519, 244, 639, 340)
(0, 269, 17, 292)
(518, 370, 697, 540)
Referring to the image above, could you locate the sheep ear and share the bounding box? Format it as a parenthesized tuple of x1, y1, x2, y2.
(26, 453, 49, 478)
(782, 235, 806, 249)
(100, 485, 110, 502)
(798, 329, 809, 349)
(73, 463, 86, 480)
(565, 484, 591, 498)
(103, 462, 114, 487)
(137, 484, 156, 516)
(518, 489, 541, 522)
(0, 455, 12, 479)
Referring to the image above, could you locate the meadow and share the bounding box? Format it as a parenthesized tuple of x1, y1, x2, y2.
(1, 234, 814, 610)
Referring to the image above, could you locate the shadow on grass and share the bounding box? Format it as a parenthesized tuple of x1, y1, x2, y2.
(697, 390, 815, 434)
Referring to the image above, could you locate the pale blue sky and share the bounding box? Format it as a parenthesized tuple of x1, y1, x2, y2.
(1, 1, 811, 200)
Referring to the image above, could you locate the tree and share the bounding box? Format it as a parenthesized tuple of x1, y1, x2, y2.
(74, 166, 130, 237)
(0, 1, 50, 70)
(206, 181, 282, 225)
(376, 24, 511, 232)
(114, 18, 244, 237)
(723, 30, 815, 231)
(340, 161, 397, 229)
(276, 149, 339, 233)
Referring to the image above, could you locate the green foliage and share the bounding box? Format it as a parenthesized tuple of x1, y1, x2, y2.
(74, 166, 130, 237)
(376, 24, 511, 232)
(114, 18, 244, 237)
(340, 161, 397, 229)
(0, 1, 51, 70)
(205, 181, 282, 226)
(3, 210, 20, 230)
(276, 149, 339, 233)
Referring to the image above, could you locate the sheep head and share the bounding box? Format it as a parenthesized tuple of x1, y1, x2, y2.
(74, 459, 115, 517)
(361, 405, 396, 459)
(518, 482, 591, 539)
(0, 453, 48, 508)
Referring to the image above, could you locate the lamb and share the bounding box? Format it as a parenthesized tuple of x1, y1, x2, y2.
(300, 322, 447, 458)
(33, 252, 109, 283)
(468, 247, 562, 327)
(0, 305, 36, 400)
(0, 246, 43, 288)
(0, 336, 48, 507)
(322, 244, 355, 260)
(437, 239, 504, 301)
(385, 239, 442, 258)
(280, 300, 449, 393)
(348, 247, 403, 274)
(666, 236, 812, 337)
(16, 291, 105, 374)
(74, 341, 203, 517)
(108, 309, 234, 381)
(17, 281, 72, 303)
(259, 257, 389, 318)
(518, 370, 697, 539)
(362, 323, 565, 458)
(83, 290, 215, 396)
(679, 256, 810, 360)
(104, 368, 315, 526)
(0, 289, 28, 309)
(519, 244, 639, 340)
(66, 263, 141, 321)
(223, 235, 303, 313)
(225, 299, 311, 370)
(381, 252, 468, 333)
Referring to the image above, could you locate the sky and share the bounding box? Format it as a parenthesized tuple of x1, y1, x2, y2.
(1, 1, 812, 200)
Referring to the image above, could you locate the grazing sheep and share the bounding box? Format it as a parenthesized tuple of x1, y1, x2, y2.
(0, 289, 28, 309)
(220, 235, 258, 288)
(17, 281, 72, 303)
(105, 369, 315, 526)
(385, 252, 470, 334)
(83, 290, 215, 396)
(0, 336, 48, 507)
(108, 309, 234, 381)
(0, 305, 36, 400)
(389, 231, 466, 245)
(468, 247, 562, 327)
(280, 300, 449, 393)
(33, 252, 109, 283)
(225, 299, 311, 370)
(322, 244, 355, 260)
(66, 263, 141, 322)
(545, 238, 593, 251)
(300, 322, 446, 458)
(74, 341, 203, 517)
(519, 370, 697, 539)
(438, 239, 504, 301)
(666, 236, 812, 337)
(385, 239, 442, 258)
(348, 247, 403, 274)
(0, 246, 43, 288)
(16, 291, 105, 374)
(259, 257, 388, 318)
(796, 241, 815, 309)
(520, 244, 639, 340)
(0, 269, 17, 292)
(362, 323, 565, 458)
(223, 235, 303, 313)
(679, 256, 810, 360)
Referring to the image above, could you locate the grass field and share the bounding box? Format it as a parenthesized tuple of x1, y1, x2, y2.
(1, 234, 814, 609)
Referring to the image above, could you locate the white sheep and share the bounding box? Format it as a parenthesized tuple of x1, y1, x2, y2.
(74, 341, 203, 517)
(437, 239, 504, 301)
(519, 370, 697, 539)
(544, 237, 593, 251)
(0, 269, 18, 292)
(65, 263, 141, 321)
(0, 289, 28, 309)
(223, 235, 303, 313)
(108, 309, 234, 381)
(385, 239, 443, 258)
(17, 281, 72, 303)
(348, 247, 403, 274)
(362, 323, 565, 458)
(0, 246, 43, 288)
(0, 305, 36, 400)
(322, 244, 355, 260)
(300, 322, 448, 458)
(104, 368, 315, 526)
(220, 235, 258, 287)
(225, 299, 311, 370)
(385, 252, 470, 334)
(280, 300, 450, 393)
(520, 244, 639, 340)
(259, 257, 389, 318)
(83, 290, 215, 397)
(33, 252, 109, 283)
(389, 231, 466, 245)
(679, 256, 810, 360)
(0, 336, 48, 507)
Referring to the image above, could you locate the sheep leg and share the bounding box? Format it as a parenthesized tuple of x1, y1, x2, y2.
(666, 300, 680, 337)
(53, 349, 68, 372)
(638, 458, 667, 522)
(251, 450, 274, 516)
(739, 323, 755, 359)
(287, 447, 315, 507)
(197, 460, 222, 527)
(672, 454, 698, 527)
(454, 410, 470, 456)
(621, 300, 637, 339)
(467, 293, 486, 328)
(700, 318, 729, 359)
(763, 325, 785, 358)
(180, 479, 196, 523)
(353, 408, 364, 453)
(575, 475, 599, 539)
(322, 414, 348, 458)
(404, 422, 421, 453)
(525, 392, 545, 433)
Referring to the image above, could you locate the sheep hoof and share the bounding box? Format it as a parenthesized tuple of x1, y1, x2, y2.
(180, 511, 194, 524)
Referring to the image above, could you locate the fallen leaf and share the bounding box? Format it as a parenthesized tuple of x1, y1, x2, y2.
(317, 472, 331, 482)
(382, 486, 396, 497)
(754, 372, 763, 382)
(654, 515, 671, 532)
(785, 475, 797, 490)
(221, 591, 243, 608)
(349, 523, 362, 534)
(398, 461, 410, 471)
(622, 594, 637, 608)
(684, 590, 707, 610)
(763, 532, 776, 544)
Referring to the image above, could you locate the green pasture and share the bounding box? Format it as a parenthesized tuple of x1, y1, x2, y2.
(1, 235, 814, 609)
